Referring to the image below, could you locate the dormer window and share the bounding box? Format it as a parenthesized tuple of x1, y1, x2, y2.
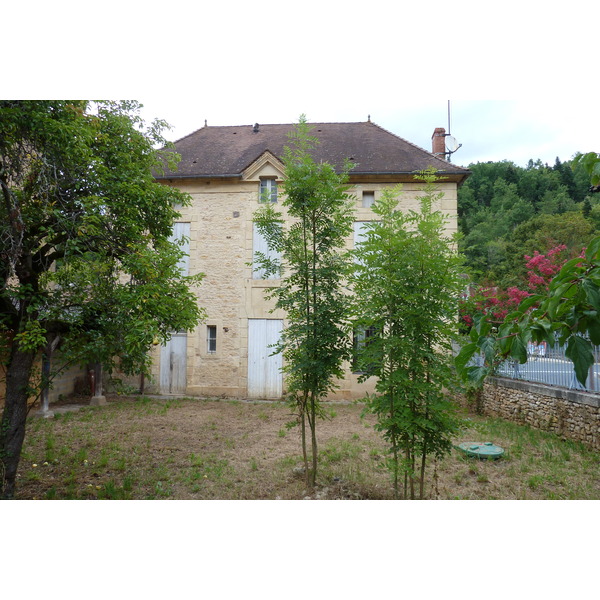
(259, 178, 278, 203)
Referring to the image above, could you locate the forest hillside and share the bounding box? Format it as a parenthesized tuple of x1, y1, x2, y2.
(458, 156, 598, 288)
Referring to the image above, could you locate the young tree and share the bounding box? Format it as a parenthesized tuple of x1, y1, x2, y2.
(0, 101, 205, 498)
(253, 116, 355, 489)
(352, 169, 464, 499)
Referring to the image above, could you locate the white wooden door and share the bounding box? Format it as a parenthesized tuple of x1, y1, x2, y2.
(248, 319, 283, 398)
(160, 332, 187, 395)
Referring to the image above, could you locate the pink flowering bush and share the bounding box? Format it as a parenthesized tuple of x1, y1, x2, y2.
(460, 245, 578, 330)
(524, 245, 568, 291)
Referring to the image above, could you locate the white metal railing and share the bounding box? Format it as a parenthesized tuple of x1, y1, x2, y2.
(456, 339, 600, 393)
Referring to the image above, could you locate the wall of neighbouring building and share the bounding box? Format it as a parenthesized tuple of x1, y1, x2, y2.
(0, 356, 88, 411)
(463, 376, 600, 450)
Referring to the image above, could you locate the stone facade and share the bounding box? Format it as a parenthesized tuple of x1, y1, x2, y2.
(142, 173, 460, 400)
(472, 377, 600, 450)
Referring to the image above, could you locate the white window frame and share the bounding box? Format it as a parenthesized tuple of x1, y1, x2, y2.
(253, 223, 281, 280)
(259, 178, 278, 203)
(170, 222, 191, 275)
(207, 325, 217, 354)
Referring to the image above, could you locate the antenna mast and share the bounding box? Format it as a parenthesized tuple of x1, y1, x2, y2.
(444, 100, 462, 162)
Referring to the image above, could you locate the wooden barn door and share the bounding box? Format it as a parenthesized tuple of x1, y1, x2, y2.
(160, 332, 188, 395)
(247, 319, 283, 398)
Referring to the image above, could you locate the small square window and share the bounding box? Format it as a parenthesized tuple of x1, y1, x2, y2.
(362, 191, 375, 208)
(207, 325, 217, 354)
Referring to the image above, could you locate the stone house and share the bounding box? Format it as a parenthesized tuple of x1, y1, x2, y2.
(143, 120, 470, 400)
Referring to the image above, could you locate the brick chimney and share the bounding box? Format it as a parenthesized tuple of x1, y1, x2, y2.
(432, 127, 446, 159)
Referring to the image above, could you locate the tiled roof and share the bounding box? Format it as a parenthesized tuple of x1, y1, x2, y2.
(156, 121, 470, 180)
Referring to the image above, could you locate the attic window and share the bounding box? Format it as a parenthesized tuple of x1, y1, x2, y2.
(259, 178, 278, 203)
(362, 191, 375, 208)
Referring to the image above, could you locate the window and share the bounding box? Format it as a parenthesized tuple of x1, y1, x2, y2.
(362, 191, 375, 208)
(253, 223, 281, 280)
(353, 325, 377, 374)
(169, 222, 191, 275)
(353, 221, 370, 265)
(207, 325, 217, 354)
(259, 178, 278, 203)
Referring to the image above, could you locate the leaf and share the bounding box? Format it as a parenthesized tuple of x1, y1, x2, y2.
(466, 366, 489, 386)
(454, 342, 478, 375)
(582, 279, 600, 311)
(480, 335, 496, 366)
(517, 294, 542, 315)
(586, 317, 600, 346)
(592, 161, 600, 186)
(585, 236, 600, 262)
(530, 319, 555, 346)
(510, 335, 528, 364)
(556, 257, 585, 279)
(473, 314, 491, 338)
(565, 335, 594, 387)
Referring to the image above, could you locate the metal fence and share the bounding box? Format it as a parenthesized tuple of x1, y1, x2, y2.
(462, 340, 600, 393)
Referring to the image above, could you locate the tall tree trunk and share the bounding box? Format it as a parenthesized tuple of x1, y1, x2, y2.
(310, 392, 317, 489)
(390, 384, 399, 499)
(404, 448, 409, 500)
(1, 345, 37, 499)
(419, 444, 427, 499)
(410, 438, 416, 500)
(300, 396, 309, 488)
(309, 213, 318, 489)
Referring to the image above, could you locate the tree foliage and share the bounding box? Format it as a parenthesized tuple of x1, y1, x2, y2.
(352, 169, 464, 499)
(0, 101, 205, 498)
(459, 157, 597, 285)
(457, 237, 600, 388)
(253, 116, 355, 489)
(457, 152, 600, 390)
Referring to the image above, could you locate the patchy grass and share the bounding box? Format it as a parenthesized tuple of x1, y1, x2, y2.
(14, 396, 600, 500)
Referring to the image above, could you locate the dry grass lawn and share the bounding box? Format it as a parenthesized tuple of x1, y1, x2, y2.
(14, 394, 600, 500)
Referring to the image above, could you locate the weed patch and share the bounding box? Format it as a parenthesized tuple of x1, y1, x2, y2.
(13, 396, 600, 500)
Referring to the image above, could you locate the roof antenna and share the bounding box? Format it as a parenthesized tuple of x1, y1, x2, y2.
(444, 100, 462, 162)
(204, 119, 207, 127)
(368, 114, 371, 122)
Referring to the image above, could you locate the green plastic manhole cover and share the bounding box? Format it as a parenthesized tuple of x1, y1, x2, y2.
(456, 441, 504, 460)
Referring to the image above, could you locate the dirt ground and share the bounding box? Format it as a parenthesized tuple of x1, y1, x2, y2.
(14, 394, 600, 500)
(17, 395, 389, 499)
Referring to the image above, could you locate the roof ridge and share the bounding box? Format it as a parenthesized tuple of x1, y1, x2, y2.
(183, 121, 370, 129)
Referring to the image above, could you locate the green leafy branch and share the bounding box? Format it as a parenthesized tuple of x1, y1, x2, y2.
(456, 235, 600, 387)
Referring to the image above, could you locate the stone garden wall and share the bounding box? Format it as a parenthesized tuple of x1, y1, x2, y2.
(473, 377, 600, 450)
